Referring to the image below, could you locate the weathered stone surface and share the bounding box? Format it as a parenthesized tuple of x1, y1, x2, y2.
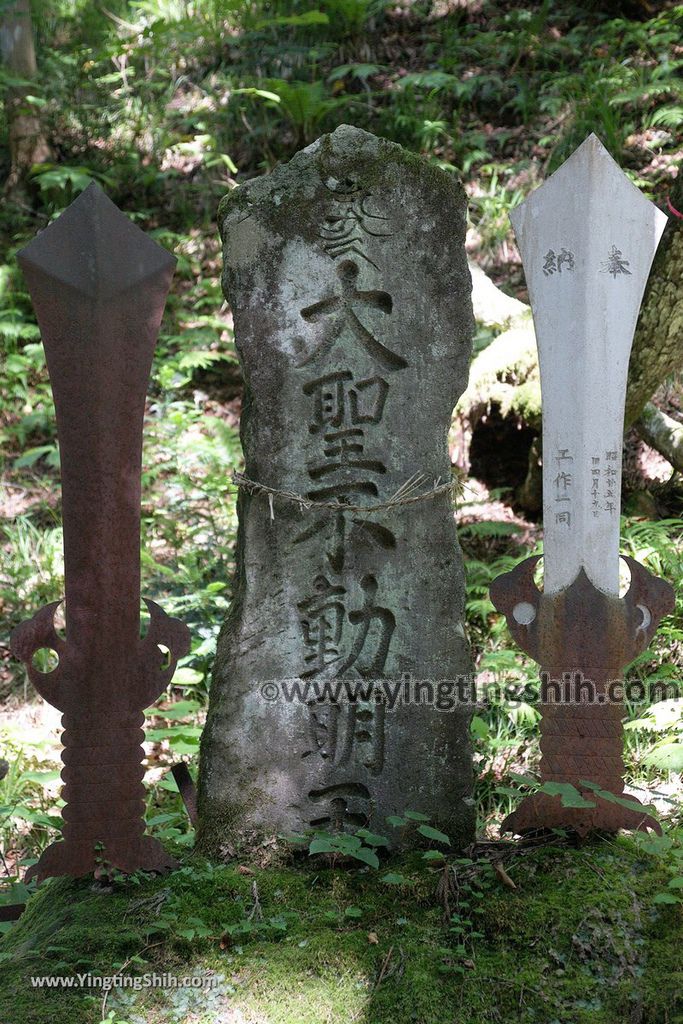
(198, 125, 475, 852)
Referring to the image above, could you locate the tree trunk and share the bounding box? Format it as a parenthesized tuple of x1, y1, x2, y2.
(458, 188, 683, 491)
(635, 401, 683, 475)
(0, 0, 50, 195)
(625, 174, 683, 426)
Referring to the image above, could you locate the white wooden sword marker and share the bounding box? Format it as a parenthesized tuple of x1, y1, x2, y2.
(489, 135, 675, 835)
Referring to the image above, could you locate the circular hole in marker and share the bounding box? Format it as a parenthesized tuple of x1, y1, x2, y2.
(512, 602, 536, 626)
(32, 648, 59, 673)
(618, 558, 632, 598)
(636, 604, 651, 631)
(158, 644, 172, 670)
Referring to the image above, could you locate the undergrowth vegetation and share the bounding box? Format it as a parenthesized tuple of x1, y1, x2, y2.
(0, 4, 682, 999)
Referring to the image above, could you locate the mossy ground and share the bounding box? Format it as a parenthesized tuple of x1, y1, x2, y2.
(0, 836, 681, 1024)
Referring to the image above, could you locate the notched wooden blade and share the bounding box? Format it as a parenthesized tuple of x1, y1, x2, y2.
(510, 133, 667, 595)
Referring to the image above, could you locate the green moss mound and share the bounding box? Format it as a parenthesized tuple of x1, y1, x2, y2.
(456, 317, 541, 430)
(1, 838, 681, 1024)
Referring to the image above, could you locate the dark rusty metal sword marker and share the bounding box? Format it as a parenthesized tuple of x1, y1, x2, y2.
(10, 183, 191, 882)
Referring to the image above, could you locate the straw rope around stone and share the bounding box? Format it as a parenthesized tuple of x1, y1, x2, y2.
(231, 469, 462, 519)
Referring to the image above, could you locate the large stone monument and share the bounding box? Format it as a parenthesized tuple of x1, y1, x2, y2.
(198, 125, 475, 852)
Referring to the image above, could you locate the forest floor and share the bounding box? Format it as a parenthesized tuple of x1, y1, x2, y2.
(1, 836, 682, 1024)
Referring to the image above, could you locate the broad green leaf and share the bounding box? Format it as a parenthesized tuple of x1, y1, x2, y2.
(509, 772, 540, 789)
(470, 715, 490, 739)
(14, 445, 59, 469)
(539, 782, 596, 809)
(349, 847, 379, 869)
(643, 743, 683, 772)
(19, 770, 61, 785)
(417, 825, 451, 846)
(169, 663, 204, 688)
(381, 872, 406, 884)
(308, 837, 335, 855)
(336, 834, 362, 850)
(144, 726, 202, 740)
(355, 829, 389, 847)
(495, 786, 523, 798)
(11, 808, 62, 829)
(578, 781, 659, 817)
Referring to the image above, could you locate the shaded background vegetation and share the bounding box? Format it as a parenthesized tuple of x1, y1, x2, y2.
(0, 0, 681, 908)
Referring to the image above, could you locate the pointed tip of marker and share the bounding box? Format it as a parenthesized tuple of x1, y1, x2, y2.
(562, 131, 616, 171)
(511, 128, 664, 233)
(18, 184, 176, 301)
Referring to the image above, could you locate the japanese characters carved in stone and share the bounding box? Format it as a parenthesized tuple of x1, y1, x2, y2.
(198, 126, 475, 851)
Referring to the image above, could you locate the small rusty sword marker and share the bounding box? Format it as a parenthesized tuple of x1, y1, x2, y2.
(11, 184, 190, 881)
(491, 135, 673, 835)
(491, 557, 673, 834)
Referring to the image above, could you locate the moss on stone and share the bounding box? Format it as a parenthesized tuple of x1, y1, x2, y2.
(1, 836, 680, 1024)
(217, 123, 467, 247)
